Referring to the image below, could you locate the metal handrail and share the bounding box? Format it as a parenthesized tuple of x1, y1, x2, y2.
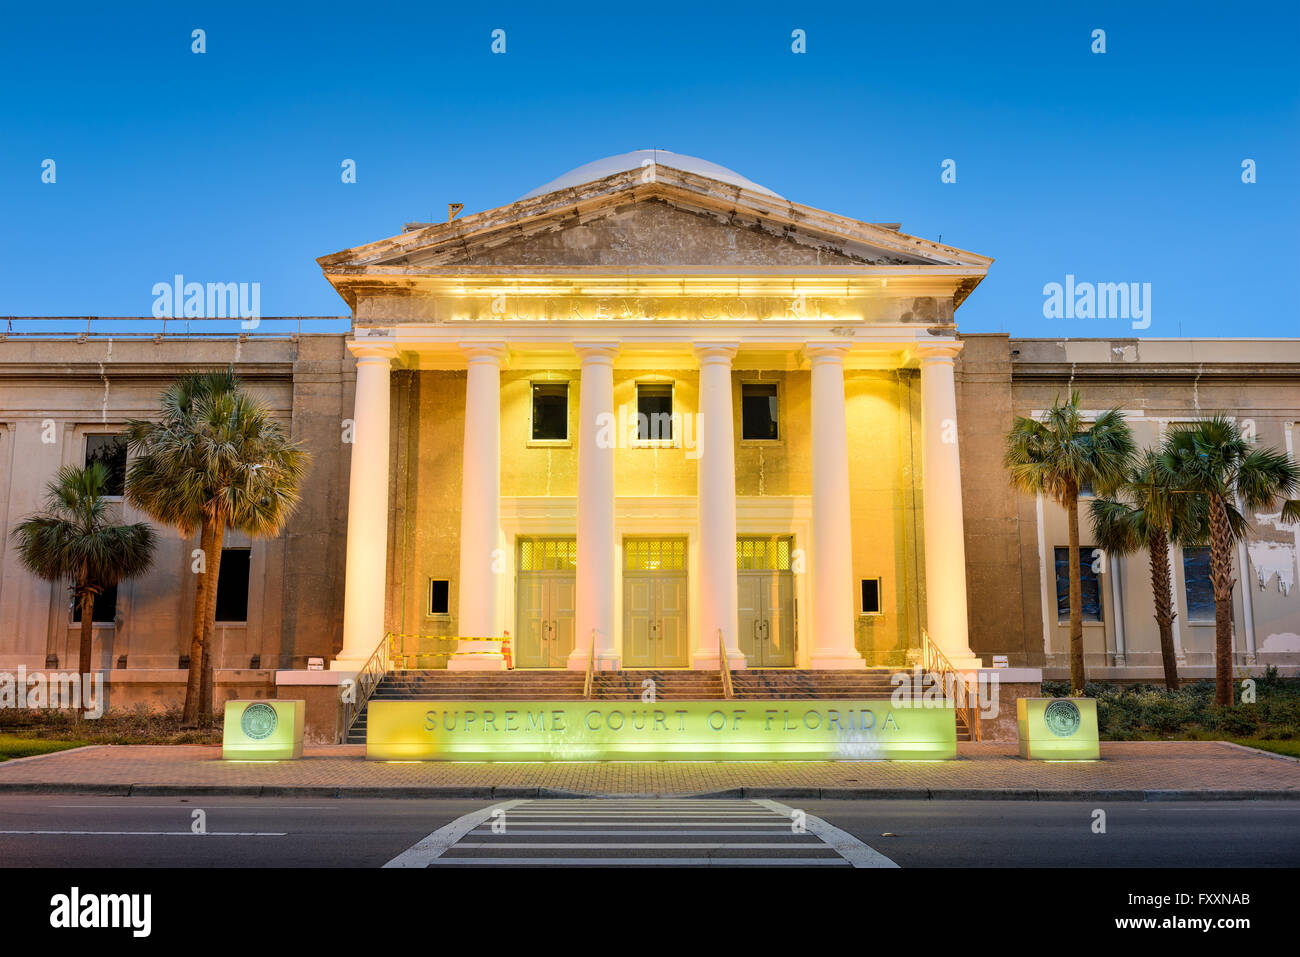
(718, 629, 734, 700)
(582, 629, 597, 700)
(921, 630, 981, 741)
(336, 632, 391, 744)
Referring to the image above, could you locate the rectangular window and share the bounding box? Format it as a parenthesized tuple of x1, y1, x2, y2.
(636, 383, 673, 441)
(1183, 547, 1217, 621)
(428, 579, 450, 616)
(530, 383, 568, 441)
(741, 384, 779, 440)
(72, 584, 117, 624)
(861, 578, 881, 615)
(84, 434, 127, 496)
(215, 548, 250, 622)
(1054, 546, 1103, 622)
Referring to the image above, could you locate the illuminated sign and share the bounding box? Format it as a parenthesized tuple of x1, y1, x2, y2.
(222, 699, 305, 760)
(365, 699, 956, 761)
(1017, 697, 1099, 760)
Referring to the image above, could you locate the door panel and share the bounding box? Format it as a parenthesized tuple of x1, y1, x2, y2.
(737, 574, 762, 663)
(655, 576, 689, 667)
(623, 576, 655, 667)
(515, 576, 548, 668)
(764, 573, 796, 666)
(550, 578, 576, 665)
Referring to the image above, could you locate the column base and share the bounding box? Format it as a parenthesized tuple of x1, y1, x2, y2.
(944, 655, 985, 670)
(692, 652, 747, 670)
(329, 657, 365, 674)
(566, 652, 621, 671)
(447, 654, 508, 672)
(809, 652, 867, 671)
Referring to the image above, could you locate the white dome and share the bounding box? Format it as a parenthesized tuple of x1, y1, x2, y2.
(520, 150, 783, 200)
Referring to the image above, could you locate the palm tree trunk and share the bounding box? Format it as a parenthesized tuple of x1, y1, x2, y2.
(1148, 531, 1180, 691)
(182, 521, 216, 725)
(1208, 495, 1236, 707)
(1066, 491, 1086, 695)
(77, 588, 95, 716)
(199, 522, 226, 719)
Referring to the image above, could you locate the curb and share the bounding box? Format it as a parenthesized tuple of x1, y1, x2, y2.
(0, 782, 1296, 801)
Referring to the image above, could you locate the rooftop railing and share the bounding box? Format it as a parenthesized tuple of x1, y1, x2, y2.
(1, 316, 351, 341)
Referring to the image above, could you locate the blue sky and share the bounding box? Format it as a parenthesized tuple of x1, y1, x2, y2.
(2, 1, 1296, 337)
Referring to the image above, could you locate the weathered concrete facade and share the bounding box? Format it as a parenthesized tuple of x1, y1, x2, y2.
(0, 336, 353, 707)
(958, 335, 1300, 680)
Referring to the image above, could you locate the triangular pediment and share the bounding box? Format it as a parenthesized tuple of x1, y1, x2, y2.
(318, 164, 991, 273)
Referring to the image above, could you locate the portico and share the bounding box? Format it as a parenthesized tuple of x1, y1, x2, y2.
(320, 151, 992, 674)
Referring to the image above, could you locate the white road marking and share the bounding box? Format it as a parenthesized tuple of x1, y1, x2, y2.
(428, 858, 848, 867)
(0, 830, 285, 836)
(753, 799, 899, 868)
(387, 799, 893, 867)
(455, 842, 828, 849)
(382, 799, 525, 868)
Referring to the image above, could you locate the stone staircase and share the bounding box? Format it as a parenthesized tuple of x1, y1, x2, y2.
(345, 668, 973, 743)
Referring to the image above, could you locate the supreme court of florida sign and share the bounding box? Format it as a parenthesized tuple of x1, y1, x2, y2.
(365, 700, 957, 761)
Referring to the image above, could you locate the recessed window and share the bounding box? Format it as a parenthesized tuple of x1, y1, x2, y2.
(861, 578, 881, 615)
(1053, 546, 1103, 622)
(428, 579, 450, 616)
(84, 434, 127, 496)
(741, 384, 779, 440)
(1182, 547, 1218, 621)
(531, 383, 568, 441)
(215, 549, 251, 622)
(72, 585, 117, 624)
(636, 383, 673, 441)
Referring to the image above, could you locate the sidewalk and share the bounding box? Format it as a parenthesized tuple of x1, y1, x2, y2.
(0, 741, 1296, 800)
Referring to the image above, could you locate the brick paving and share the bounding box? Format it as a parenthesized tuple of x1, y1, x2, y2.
(0, 741, 1297, 799)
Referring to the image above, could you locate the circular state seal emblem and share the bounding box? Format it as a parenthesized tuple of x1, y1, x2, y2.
(240, 702, 279, 740)
(1043, 699, 1081, 738)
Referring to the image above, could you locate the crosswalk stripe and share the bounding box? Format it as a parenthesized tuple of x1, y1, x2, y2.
(384, 798, 894, 868)
(428, 858, 851, 867)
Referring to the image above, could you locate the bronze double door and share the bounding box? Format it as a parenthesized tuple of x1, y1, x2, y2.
(737, 536, 796, 667)
(515, 538, 577, 668)
(622, 538, 689, 668)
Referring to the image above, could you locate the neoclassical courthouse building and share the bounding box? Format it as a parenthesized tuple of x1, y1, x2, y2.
(1, 152, 1298, 706)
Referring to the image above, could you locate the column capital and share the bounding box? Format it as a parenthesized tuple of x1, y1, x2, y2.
(802, 341, 852, 365)
(573, 341, 620, 364)
(915, 339, 964, 364)
(693, 341, 739, 364)
(459, 341, 509, 365)
(348, 342, 399, 363)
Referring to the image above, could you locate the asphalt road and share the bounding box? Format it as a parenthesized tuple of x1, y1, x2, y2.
(0, 794, 1297, 867)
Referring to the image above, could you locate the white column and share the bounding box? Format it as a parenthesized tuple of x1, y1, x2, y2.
(917, 341, 980, 667)
(569, 342, 620, 671)
(693, 343, 744, 670)
(334, 344, 396, 670)
(457, 344, 506, 655)
(806, 343, 865, 670)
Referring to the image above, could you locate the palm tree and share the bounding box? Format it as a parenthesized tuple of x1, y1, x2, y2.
(1161, 417, 1300, 706)
(1004, 391, 1135, 694)
(11, 463, 156, 697)
(1090, 449, 1208, 691)
(126, 369, 311, 724)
